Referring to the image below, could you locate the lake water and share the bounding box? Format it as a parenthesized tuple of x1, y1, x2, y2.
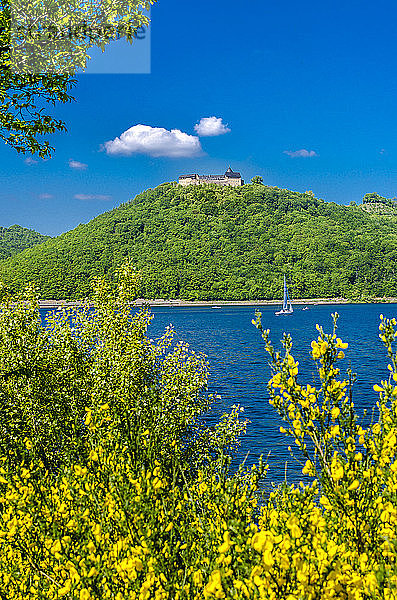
(146, 304, 396, 486)
(40, 303, 397, 488)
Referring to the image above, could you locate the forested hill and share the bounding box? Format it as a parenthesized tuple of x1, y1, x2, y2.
(0, 225, 49, 261)
(0, 183, 397, 300)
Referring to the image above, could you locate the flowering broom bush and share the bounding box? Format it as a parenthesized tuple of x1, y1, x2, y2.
(1, 269, 397, 599)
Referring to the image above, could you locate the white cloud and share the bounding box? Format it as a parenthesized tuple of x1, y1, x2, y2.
(39, 193, 53, 199)
(74, 194, 112, 201)
(104, 124, 202, 158)
(194, 116, 231, 137)
(283, 149, 318, 158)
(69, 159, 88, 170)
(24, 157, 38, 165)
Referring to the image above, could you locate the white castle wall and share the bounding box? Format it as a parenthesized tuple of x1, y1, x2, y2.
(178, 174, 243, 187)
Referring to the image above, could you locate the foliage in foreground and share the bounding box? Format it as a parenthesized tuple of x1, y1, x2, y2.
(0, 0, 155, 157)
(1, 270, 397, 598)
(2, 183, 397, 300)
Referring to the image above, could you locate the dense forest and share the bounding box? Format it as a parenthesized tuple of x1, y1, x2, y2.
(0, 183, 397, 300)
(0, 224, 49, 260)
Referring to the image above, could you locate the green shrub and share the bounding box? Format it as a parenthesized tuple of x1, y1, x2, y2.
(0, 265, 246, 477)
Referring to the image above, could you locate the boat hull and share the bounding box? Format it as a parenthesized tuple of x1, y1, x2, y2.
(275, 309, 294, 315)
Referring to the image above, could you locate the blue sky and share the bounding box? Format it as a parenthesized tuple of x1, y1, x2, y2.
(2, 0, 397, 235)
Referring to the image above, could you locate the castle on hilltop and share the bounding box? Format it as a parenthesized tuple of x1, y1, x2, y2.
(178, 166, 244, 187)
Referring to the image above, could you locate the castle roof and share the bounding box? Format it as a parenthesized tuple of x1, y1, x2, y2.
(225, 167, 241, 178)
(179, 167, 242, 180)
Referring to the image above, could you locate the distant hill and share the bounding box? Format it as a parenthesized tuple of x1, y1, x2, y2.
(1, 183, 397, 300)
(0, 225, 49, 261)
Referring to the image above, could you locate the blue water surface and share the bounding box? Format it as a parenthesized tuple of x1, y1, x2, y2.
(146, 304, 396, 486)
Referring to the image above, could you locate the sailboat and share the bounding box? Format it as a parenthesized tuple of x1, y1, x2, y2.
(275, 275, 293, 315)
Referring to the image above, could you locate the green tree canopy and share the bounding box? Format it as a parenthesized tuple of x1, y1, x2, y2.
(0, 224, 48, 260)
(2, 182, 397, 301)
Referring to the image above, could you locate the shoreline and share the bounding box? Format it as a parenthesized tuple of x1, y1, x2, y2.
(38, 297, 397, 309)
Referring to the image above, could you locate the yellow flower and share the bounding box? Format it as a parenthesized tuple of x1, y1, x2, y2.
(58, 580, 72, 596)
(80, 590, 90, 600)
(204, 570, 223, 598)
(51, 540, 62, 554)
(286, 515, 302, 538)
(320, 495, 332, 510)
(218, 531, 233, 553)
(336, 338, 348, 349)
(263, 549, 274, 568)
(74, 465, 87, 477)
(252, 531, 273, 553)
(89, 449, 98, 461)
(302, 460, 314, 475)
(348, 480, 360, 491)
(193, 570, 203, 586)
(320, 341, 328, 354)
(311, 341, 321, 359)
(332, 465, 344, 481)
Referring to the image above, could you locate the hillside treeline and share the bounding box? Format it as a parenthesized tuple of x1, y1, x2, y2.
(0, 224, 49, 261)
(0, 183, 396, 300)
